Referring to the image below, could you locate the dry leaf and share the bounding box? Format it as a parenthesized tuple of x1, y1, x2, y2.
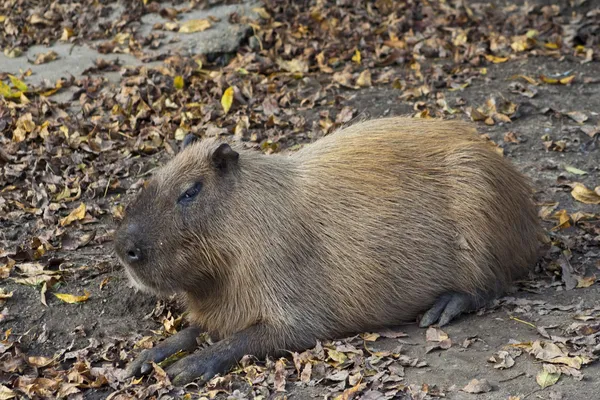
(571, 183, 600, 204)
(54, 290, 90, 304)
(274, 359, 286, 392)
(566, 111, 588, 124)
(0, 385, 16, 400)
(352, 49, 361, 64)
(33, 51, 59, 65)
(221, 87, 234, 114)
(356, 70, 372, 87)
(59, 203, 87, 226)
(564, 165, 587, 175)
(576, 275, 596, 288)
(536, 370, 560, 388)
(178, 19, 212, 33)
(485, 54, 509, 63)
(174, 76, 184, 90)
(462, 379, 492, 393)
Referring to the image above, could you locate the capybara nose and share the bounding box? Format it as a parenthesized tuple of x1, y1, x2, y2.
(125, 246, 143, 263)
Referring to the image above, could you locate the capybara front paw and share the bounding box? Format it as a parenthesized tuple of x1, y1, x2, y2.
(166, 352, 219, 386)
(126, 348, 161, 378)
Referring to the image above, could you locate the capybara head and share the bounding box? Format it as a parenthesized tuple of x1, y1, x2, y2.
(114, 135, 239, 296)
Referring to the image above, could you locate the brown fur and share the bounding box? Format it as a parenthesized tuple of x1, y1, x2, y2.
(115, 117, 542, 367)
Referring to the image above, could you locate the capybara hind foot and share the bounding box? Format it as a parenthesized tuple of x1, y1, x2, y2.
(419, 292, 485, 328)
(126, 326, 203, 377)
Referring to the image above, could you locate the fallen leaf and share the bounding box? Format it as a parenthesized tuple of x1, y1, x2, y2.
(60, 28, 75, 41)
(8, 75, 28, 92)
(54, 290, 90, 304)
(334, 382, 367, 400)
(274, 359, 286, 392)
(0, 259, 15, 279)
(536, 370, 560, 389)
(221, 86, 234, 114)
(27, 355, 55, 368)
(0, 385, 16, 400)
(356, 70, 372, 87)
(571, 183, 600, 204)
(566, 111, 588, 124)
(0, 289, 13, 300)
(485, 54, 509, 63)
(426, 327, 449, 342)
(33, 51, 59, 65)
(178, 19, 212, 33)
(580, 125, 600, 138)
(564, 165, 587, 175)
(361, 332, 380, 341)
(59, 203, 86, 226)
(576, 275, 596, 288)
(173, 76, 184, 90)
(488, 350, 515, 369)
(352, 49, 361, 64)
(327, 349, 347, 365)
(462, 379, 492, 393)
(551, 209, 571, 231)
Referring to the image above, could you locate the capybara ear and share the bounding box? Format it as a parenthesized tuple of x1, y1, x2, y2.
(211, 143, 239, 171)
(182, 134, 199, 150)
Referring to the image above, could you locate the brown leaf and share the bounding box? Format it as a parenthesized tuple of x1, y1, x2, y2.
(33, 51, 58, 65)
(274, 359, 286, 392)
(462, 378, 492, 393)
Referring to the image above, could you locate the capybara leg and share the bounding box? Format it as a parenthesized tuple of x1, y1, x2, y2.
(126, 326, 203, 377)
(166, 323, 315, 386)
(419, 292, 482, 328)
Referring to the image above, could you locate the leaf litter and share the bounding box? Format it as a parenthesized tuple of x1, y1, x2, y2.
(1, 0, 599, 398)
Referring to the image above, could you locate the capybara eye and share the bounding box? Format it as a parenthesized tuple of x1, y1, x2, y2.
(178, 182, 202, 204)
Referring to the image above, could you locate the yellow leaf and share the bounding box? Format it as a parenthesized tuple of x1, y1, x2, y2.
(536, 370, 560, 388)
(174, 75, 184, 90)
(0, 81, 21, 99)
(551, 209, 571, 231)
(59, 203, 86, 226)
(221, 86, 234, 114)
(252, 7, 271, 19)
(0, 16, 6, 23)
(60, 27, 75, 41)
(571, 183, 600, 204)
(8, 75, 27, 92)
(545, 42, 560, 50)
(559, 75, 575, 84)
(179, 19, 212, 33)
(485, 55, 509, 63)
(352, 49, 361, 64)
(510, 74, 538, 85)
(54, 290, 90, 304)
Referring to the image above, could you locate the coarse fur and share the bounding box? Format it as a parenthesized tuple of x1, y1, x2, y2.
(115, 117, 543, 382)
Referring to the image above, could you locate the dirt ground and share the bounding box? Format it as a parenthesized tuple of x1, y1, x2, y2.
(1, 0, 599, 399)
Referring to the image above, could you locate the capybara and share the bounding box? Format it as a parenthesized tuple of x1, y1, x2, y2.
(114, 117, 542, 385)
